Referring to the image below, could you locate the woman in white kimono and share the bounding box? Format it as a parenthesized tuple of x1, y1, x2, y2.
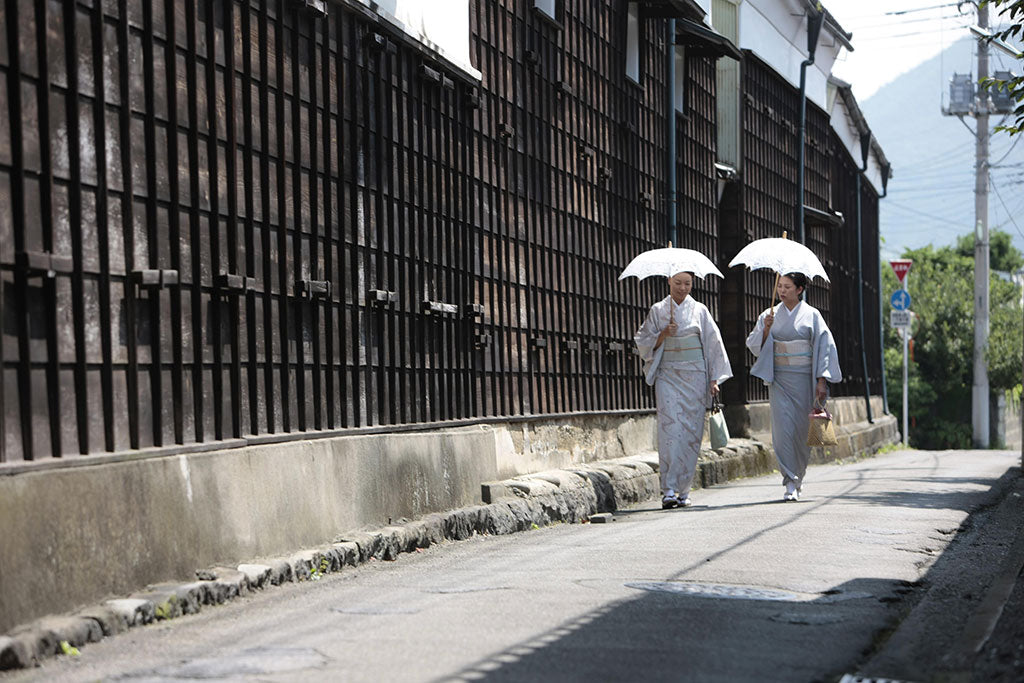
(745, 273, 841, 501)
(634, 271, 732, 509)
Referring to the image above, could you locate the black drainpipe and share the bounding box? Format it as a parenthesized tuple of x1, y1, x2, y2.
(857, 133, 873, 424)
(877, 163, 891, 413)
(667, 19, 677, 246)
(795, 9, 824, 244)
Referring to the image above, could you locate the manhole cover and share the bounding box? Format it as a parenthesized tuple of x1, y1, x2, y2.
(625, 581, 806, 602)
(145, 647, 326, 678)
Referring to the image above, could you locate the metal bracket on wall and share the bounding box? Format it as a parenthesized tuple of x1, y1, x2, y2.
(562, 340, 579, 354)
(462, 303, 485, 319)
(584, 340, 601, 354)
(298, 279, 331, 299)
(214, 273, 259, 294)
(294, 0, 328, 17)
(420, 64, 455, 89)
(530, 337, 548, 350)
(130, 269, 179, 289)
(422, 300, 459, 316)
(15, 251, 73, 278)
(463, 89, 481, 109)
(365, 32, 397, 54)
(367, 289, 398, 308)
(598, 166, 612, 181)
(525, 49, 541, 65)
(557, 81, 573, 98)
(498, 123, 515, 139)
(605, 342, 625, 354)
(473, 331, 491, 348)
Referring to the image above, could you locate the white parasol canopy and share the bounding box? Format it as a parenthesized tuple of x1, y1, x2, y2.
(618, 247, 724, 281)
(727, 237, 829, 282)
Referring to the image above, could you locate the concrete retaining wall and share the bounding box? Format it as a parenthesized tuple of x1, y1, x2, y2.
(0, 416, 657, 633)
(0, 396, 894, 634)
(726, 394, 899, 462)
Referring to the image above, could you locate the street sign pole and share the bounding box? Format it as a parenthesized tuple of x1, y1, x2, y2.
(890, 259, 912, 447)
(903, 271, 909, 446)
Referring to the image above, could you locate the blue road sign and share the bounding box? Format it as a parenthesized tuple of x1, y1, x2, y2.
(890, 289, 911, 311)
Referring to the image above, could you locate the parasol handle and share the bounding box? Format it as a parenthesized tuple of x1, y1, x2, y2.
(768, 230, 787, 311)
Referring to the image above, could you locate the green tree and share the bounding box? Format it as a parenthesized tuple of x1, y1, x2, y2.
(883, 238, 1023, 449)
(980, 0, 1024, 135)
(955, 229, 1024, 272)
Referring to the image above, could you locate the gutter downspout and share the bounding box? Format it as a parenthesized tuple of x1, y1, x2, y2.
(877, 163, 891, 413)
(668, 19, 677, 246)
(857, 133, 873, 424)
(795, 8, 824, 244)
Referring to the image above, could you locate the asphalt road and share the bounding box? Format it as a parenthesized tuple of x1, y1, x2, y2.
(6, 448, 1019, 683)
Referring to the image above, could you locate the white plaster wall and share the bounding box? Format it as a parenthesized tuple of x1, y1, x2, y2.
(738, 0, 842, 110)
(359, 0, 481, 79)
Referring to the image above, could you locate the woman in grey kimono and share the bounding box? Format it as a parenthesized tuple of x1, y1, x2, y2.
(634, 271, 732, 509)
(745, 273, 841, 501)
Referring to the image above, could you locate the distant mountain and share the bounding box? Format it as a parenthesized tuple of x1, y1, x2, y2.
(860, 37, 1024, 261)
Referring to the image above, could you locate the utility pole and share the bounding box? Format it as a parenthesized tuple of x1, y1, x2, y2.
(972, 2, 990, 448)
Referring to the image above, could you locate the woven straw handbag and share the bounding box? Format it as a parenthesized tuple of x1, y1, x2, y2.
(807, 400, 838, 447)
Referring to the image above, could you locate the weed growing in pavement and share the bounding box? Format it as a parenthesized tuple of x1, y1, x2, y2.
(309, 555, 330, 581)
(875, 441, 909, 456)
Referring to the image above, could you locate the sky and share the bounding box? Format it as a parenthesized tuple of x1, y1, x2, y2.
(825, 0, 1013, 102)
(822, 1, 1024, 262)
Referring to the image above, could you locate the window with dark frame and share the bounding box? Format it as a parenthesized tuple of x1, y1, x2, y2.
(626, 2, 640, 83)
(674, 45, 687, 113)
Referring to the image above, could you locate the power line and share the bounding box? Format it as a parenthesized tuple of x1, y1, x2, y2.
(845, 13, 969, 31)
(989, 134, 1021, 167)
(853, 24, 973, 41)
(884, 3, 961, 16)
(990, 178, 1024, 240)
(884, 199, 976, 228)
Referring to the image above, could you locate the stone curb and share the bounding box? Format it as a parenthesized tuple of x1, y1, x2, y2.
(0, 438, 773, 671)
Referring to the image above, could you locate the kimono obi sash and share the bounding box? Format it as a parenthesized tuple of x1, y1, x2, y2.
(773, 339, 812, 367)
(662, 333, 704, 363)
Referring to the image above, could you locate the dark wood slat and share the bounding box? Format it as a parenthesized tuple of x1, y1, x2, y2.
(34, 0, 63, 457)
(63, 0, 89, 454)
(258, 0, 275, 433)
(141, 0, 163, 446)
(164, 0, 184, 445)
(275, 0, 291, 432)
(222, 0, 241, 439)
(240, 0, 259, 436)
(203, 0, 223, 439)
(5, 0, 30, 460)
(116, 0, 140, 450)
(184, 0, 205, 442)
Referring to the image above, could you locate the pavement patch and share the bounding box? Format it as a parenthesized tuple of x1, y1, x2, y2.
(425, 586, 514, 594)
(625, 581, 810, 602)
(136, 646, 327, 678)
(329, 606, 420, 615)
(769, 612, 845, 625)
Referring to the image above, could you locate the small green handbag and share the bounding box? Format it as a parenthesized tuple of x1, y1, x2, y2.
(709, 395, 730, 450)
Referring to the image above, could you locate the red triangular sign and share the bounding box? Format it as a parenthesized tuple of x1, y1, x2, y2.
(890, 259, 912, 284)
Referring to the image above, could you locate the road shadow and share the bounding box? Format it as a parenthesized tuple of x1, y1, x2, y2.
(441, 467, 1022, 683)
(436, 577, 906, 683)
